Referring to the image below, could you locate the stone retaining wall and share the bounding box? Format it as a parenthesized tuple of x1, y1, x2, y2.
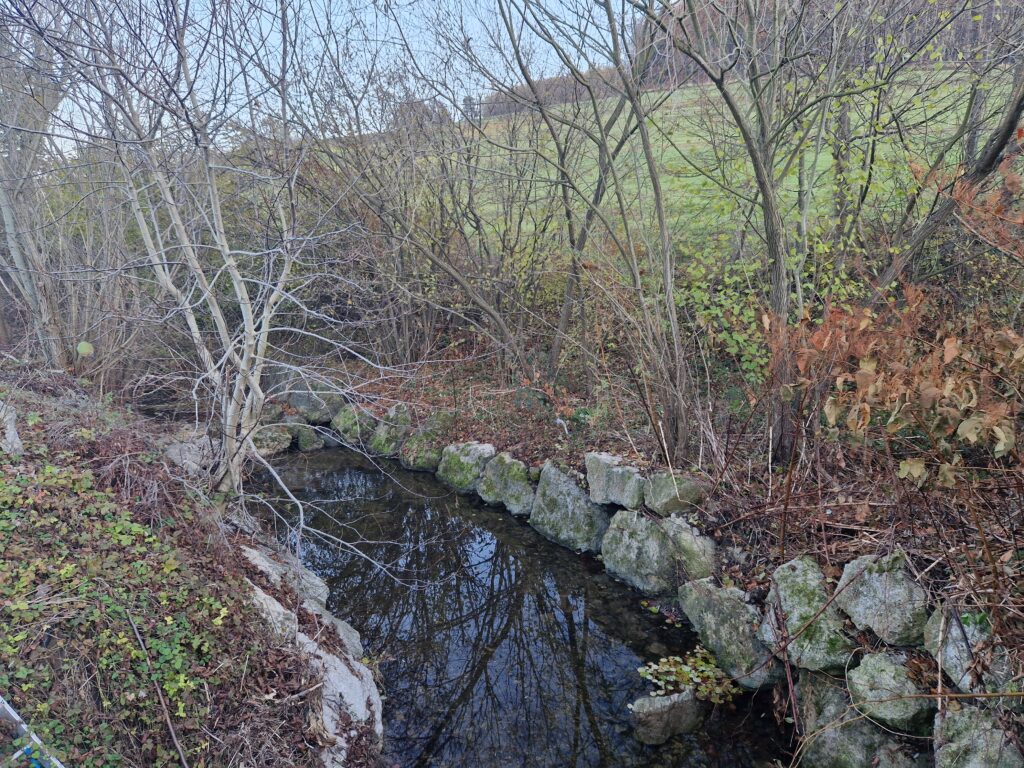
(252, 399, 1023, 768)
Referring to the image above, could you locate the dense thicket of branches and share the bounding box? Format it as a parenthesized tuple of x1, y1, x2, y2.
(1, 0, 1023, 482)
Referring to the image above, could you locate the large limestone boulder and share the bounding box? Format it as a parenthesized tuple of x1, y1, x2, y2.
(283, 385, 344, 425)
(367, 403, 412, 457)
(436, 441, 496, 492)
(924, 607, 1021, 710)
(602, 512, 717, 595)
(630, 688, 707, 745)
(662, 517, 716, 580)
(240, 545, 330, 605)
(798, 671, 920, 768)
(847, 653, 935, 735)
(330, 404, 377, 447)
(759, 556, 854, 672)
(164, 430, 216, 475)
(925, 607, 989, 692)
(835, 551, 929, 645)
(677, 578, 780, 690)
(298, 631, 383, 767)
(283, 414, 325, 452)
(934, 706, 1024, 768)
(643, 471, 705, 516)
(585, 452, 644, 509)
(247, 580, 298, 641)
(601, 511, 677, 594)
(398, 410, 455, 472)
(252, 424, 293, 457)
(476, 452, 535, 516)
(0, 400, 24, 457)
(529, 461, 610, 553)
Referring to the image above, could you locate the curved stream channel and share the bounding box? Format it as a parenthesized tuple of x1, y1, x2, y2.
(264, 450, 786, 767)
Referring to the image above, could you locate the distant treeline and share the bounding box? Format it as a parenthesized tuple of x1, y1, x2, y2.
(480, 0, 1013, 117)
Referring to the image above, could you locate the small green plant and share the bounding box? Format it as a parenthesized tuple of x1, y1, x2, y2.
(638, 645, 740, 704)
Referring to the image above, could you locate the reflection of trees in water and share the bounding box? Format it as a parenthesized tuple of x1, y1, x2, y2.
(263, 453, 778, 768)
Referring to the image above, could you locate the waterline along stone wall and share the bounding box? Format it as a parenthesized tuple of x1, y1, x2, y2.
(243, 396, 1024, 767)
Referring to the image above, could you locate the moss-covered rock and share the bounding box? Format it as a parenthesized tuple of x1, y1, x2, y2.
(285, 388, 345, 425)
(924, 606, 1021, 711)
(798, 671, 919, 768)
(758, 556, 854, 672)
(835, 550, 929, 645)
(290, 423, 325, 452)
(330, 404, 377, 447)
(934, 706, 1024, 768)
(529, 462, 610, 553)
(643, 471, 704, 516)
(601, 512, 716, 595)
(662, 517, 716, 580)
(399, 433, 442, 471)
(251, 424, 293, 457)
(585, 452, 644, 509)
(477, 452, 535, 516)
(367, 404, 412, 457)
(397, 411, 454, 472)
(847, 653, 935, 735)
(261, 402, 285, 425)
(601, 511, 676, 594)
(677, 578, 780, 690)
(436, 441, 496, 492)
(281, 413, 325, 452)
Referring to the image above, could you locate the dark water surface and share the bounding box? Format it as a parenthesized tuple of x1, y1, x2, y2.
(264, 450, 786, 768)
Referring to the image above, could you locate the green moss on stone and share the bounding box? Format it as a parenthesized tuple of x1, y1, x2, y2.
(437, 442, 495, 492)
(330, 405, 376, 445)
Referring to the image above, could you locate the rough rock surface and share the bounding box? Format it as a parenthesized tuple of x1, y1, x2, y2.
(847, 653, 935, 735)
(798, 671, 919, 768)
(297, 631, 383, 767)
(283, 386, 343, 425)
(247, 580, 298, 641)
(601, 512, 717, 594)
(164, 430, 216, 475)
(630, 689, 707, 745)
(835, 551, 929, 645)
(759, 556, 854, 672)
(284, 414, 326, 452)
(398, 411, 454, 472)
(0, 400, 24, 456)
(367, 403, 412, 456)
(585, 452, 644, 509)
(306, 605, 364, 658)
(241, 545, 330, 604)
(240, 541, 382, 767)
(436, 441, 496, 492)
(934, 706, 1024, 768)
(476, 452, 535, 516)
(601, 511, 678, 594)
(330, 404, 377, 447)
(923, 607, 1021, 710)
(924, 607, 989, 692)
(662, 517, 716, 580)
(677, 578, 779, 690)
(529, 461, 610, 553)
(643, 471, 704, 516)
(252, 424, 293, 457)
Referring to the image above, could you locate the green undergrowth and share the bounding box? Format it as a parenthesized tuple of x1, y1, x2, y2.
(0, 385, 315, 768)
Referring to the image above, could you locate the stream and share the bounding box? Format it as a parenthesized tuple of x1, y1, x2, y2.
(264, 450, 787, 768)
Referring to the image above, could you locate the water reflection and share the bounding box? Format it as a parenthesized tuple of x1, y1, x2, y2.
(262, 450, 783, 768)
